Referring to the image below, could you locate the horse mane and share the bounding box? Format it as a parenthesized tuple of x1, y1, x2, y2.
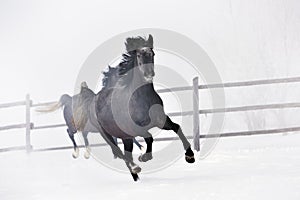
(101, 54, 134, 89)
(102, 66, 119, 88)
(101, 35, 153, 89)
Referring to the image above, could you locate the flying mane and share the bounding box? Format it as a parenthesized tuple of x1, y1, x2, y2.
(101, 35, 153, 89)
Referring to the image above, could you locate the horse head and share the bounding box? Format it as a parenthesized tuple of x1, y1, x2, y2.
(125, 34, 155, 83)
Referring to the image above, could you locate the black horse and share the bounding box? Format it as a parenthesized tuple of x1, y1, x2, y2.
(78, 35, 195, 181)
(36, 82, 143, 159)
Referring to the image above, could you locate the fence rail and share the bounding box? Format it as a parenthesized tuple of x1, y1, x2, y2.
(0, 101, 26, 109)
(0, 123, 26, 131)
(1, 76, 300, 153)
(157, 76, 300, 93)
(33, 124, 66, 130)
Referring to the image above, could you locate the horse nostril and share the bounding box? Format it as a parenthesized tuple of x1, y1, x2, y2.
(145, 72, 155, 78)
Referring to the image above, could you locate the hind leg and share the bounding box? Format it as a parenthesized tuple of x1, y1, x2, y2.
(133, 138, 144, 151)
(161, 116, 195, 163)
(67, 128, 79, 159)
(122, 138, 133, 161)
(98, 128, 141, 181)
(112, 137, 119, 159)
(138, 132, 153, 162)
(98, 130, 124, 159)
(123, 138, 141, 181)
(82, 131, 91, 159)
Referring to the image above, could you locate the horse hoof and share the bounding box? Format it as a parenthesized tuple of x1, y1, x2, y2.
(131, 173, 140, 181)
(72, 148, 79, 159)
(185, 147, 195, 163)
(84, 147, 91, 159)
(72, 152, 79, 159)
(72, 154, 78, 159)
(138, 153, 153, 162)
(185, 155, 195, 163)
(84, 151, 90, 159)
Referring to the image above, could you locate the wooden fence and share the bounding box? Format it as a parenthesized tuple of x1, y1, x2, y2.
(1, 76, 300, 153)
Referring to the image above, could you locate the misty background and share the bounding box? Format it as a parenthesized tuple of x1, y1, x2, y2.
(1, 0, 300, 148)
(1, 1, 300, 199)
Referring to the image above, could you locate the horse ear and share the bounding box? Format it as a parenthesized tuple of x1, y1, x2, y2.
(126, 37, 135, 52)
(125, 38, 131, 46)
(81, 81, 88, 88)
(147, 34, 153, 47)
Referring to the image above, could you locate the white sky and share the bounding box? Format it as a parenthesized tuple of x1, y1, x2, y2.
(1, 0, 299, 103)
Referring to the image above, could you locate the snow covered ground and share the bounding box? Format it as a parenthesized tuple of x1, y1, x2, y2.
(1, 132, 300, 200)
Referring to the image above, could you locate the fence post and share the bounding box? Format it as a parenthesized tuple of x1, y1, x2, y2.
(25, 94, 32, 153)
(193, 77, 200, 151)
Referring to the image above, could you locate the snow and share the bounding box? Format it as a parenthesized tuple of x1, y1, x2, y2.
(1, 133, 300, 200)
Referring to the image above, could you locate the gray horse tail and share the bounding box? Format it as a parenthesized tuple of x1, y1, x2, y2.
(35, 94, 71, 113)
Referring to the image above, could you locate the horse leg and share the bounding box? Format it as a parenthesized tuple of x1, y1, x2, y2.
(82, 131, 91, 159)
(67, 128, 79, 159)
(123, 138, 140, 181)
(122, 138, 133, 162)
(133, 138, 144, 151)
(112, 137, 118, 159)
(116, 137, 143, 152)
(98, 129, 141, 181)
(138, 133, 153, 162)
(161, 116, 195, 163)
(109, 137, 120, 159)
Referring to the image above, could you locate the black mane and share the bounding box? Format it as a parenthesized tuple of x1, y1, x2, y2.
(102, 35, 153, 89)
(125, 36, 153, 52)
(102, 66, 118, 88)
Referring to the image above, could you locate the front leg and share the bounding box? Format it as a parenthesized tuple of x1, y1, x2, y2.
(123, 138, 141, 177)
(161, 116, 195, 163)
(138, 132, 153, 162)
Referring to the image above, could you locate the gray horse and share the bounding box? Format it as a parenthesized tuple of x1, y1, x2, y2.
(36, 82, 143, 159)
(77, 35, 195, 181)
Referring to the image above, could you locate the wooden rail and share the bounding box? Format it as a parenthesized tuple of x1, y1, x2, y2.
(3, 125, 300, 153)
(0, 101, 26, 109)
(156, 76, 300, 93)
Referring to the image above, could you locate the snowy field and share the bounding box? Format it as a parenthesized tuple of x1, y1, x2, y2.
(1, 132, 300, 200)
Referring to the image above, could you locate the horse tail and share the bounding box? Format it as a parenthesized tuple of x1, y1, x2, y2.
(35, 94, 71, 113)
(35, 101, 62, 113)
